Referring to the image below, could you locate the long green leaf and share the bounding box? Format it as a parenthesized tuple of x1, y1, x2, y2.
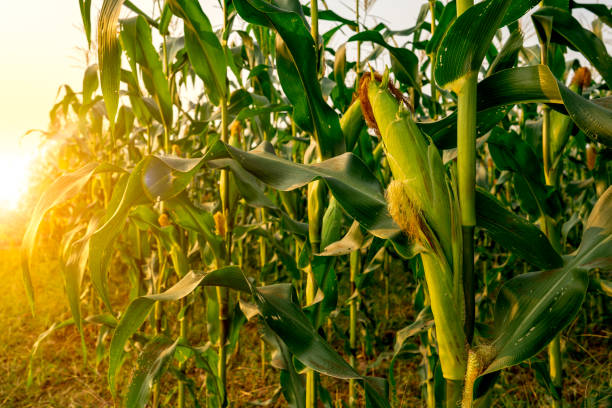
(21, 162, 117, 314)
(347, 31, 419, 89)
(475, 187, 563, 269)
(78, 0, 93, 46)
(108, 266, 247, 393)
(167, 0, 227, 106)
(125, 336, 180, 408)
(423, 65, 612, 148)
(97, 0, 124, 125)
(434, 0, 511, 91)
(121, 16, 173, 128)
(533, 7, 612, 85)
(483, 186, 612, 375)
(434, 0, 540, 91)
(233, 0, 344, 158)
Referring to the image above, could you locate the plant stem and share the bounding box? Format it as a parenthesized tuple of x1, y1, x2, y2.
(349, 250, 360, 408)
(456, 0, 477, 347)
(178, 297, 187, 408)
(216, 3, 231, 402)
(454, 0, 477, 349)
(429, 0, 437, 119)
(355, 0, 360, 77)
(306, 3, 320, 407)
(259, 207, 267, 378)
(538, 23, 563, 408)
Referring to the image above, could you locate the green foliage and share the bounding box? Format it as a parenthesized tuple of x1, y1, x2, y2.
(21, 0, 612, 407)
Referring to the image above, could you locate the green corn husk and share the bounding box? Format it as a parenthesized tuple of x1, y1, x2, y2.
(549, 67, 591, 181)
(340, 99, 365, 151)
(363, 71, 467, 380)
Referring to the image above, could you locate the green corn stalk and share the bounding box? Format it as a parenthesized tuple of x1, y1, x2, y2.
(306, 1, 321, 406)
(456, 0, 477, 352)
(536, 21, 562, 408)
(216, 2, 232, 401)
(363, 73, 467, 396)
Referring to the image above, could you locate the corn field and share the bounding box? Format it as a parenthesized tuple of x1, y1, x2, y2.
(18, 0, 612, 407)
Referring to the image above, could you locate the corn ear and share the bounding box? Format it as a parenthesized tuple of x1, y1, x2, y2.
(363, 71, 466, 380)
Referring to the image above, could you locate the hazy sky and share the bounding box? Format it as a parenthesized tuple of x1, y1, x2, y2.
(0, 1, 610, 157)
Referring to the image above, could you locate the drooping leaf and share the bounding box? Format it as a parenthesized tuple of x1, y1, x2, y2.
(423, 65, 612, 148)
(347, 31, 419, 89)
(533, 7, 612, 85)
(475, 188, 563, 269)
(233, 0, 344, 158)
(90, 155, 207, 311)
(167, 0, 227, 106)
(21, 162, 119, 313)
(108, 267, 248, 393)
(483, 186, 612, 375)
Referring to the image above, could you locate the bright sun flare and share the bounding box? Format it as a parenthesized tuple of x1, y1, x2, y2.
(0, 153, 33, 210)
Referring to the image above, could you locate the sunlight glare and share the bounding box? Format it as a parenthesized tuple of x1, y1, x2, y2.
(0, 152, 33, 211)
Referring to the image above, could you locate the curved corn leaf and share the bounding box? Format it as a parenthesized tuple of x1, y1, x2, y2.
(434, 0, 511, 91)
(78, 0, 93, 46)
(108, 266, 247, 393)
(347, 31, 419, 89)
(120, 16, 173, 128)
(533, 7, 612, 85)
(423, 65, 612, 148)
(483, 186, 612, 375)
(21, 162, 119, 314)
(475, 187, 562, 269)
(90, 155, 206, 311)
(573, 2, 612, 28)
(125, 336, 180, 408)
(233, 0, 344, 158)
(487, 127, 561, 218)
(434, 0, 539, 90)
(89, 162, 148, 312)
(97, 0, 124, 124)
(203, 141, 417, 257)
(167, 0, 227, 106)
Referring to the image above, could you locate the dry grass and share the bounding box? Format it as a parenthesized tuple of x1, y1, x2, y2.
(1, 246, 609, 407)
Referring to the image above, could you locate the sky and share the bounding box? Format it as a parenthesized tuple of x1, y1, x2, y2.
(0, 0, 610, 159)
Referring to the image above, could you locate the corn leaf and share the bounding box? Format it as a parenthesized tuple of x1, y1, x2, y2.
(347, 31, 419, 89)
(97, 0, 124, 125)
(167, 0, 227, 106)
(78, 0, 93, 46)
(483, 186, 612, 376)
(21, 162, 119, 314)
(233, 0, 344, 158)
(475, 187, 563, 269)
(126, 336, 180, 408)
(89, 155, 206, 311)
(423, 65, 612, 148)
(120, 17, 173, 129)
(533, 7, 612, 85)
(108, 266, 247, 393)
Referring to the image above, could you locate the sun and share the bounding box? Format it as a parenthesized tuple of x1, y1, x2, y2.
(0, 152, 33, 211)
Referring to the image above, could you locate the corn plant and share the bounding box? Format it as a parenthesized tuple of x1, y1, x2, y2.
(21, 0, 611, 407)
